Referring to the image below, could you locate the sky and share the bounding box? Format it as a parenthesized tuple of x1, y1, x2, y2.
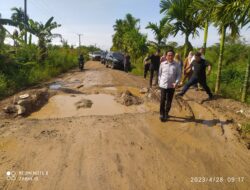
(1, 0, 249, 50)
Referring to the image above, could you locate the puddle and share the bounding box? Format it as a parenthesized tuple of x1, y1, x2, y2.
(49, 83, 62, 90)
(29, 94, 155, 119)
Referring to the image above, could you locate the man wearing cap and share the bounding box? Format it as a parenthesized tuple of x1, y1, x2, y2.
(176, 52, 213, 99)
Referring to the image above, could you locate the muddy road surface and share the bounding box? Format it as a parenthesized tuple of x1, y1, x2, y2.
(0, 61, 249, 190)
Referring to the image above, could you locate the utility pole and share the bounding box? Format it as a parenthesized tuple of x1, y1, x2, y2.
(24, 0, 27, 44)
(77, 34, 83, 54)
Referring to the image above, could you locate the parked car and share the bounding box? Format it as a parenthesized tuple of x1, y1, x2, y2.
(89, 51, 102, 61)
(105, 52, 124, 70)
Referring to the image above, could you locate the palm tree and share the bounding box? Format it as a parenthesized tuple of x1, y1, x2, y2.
(124, 13, 140, 31)
(160, 0, 201, 57)
(11, 7, 29, 43)
(213, 0, 248, 94)
(192, 0, 217, 54)
(112, 14, 141, 52)
(146, 17, 173, 49)
(112, 19, 125, 51)
(0, 13, 16, 48)
(26, 17, 61, 62)
(242, 50, 250, 102)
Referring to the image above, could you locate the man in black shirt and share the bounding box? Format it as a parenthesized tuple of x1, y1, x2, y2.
(147, 49, 161, 87)
(176, 52, 213, 99)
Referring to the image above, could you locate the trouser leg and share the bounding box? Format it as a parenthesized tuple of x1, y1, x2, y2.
(160, 88, 167, 118)
(180, 77, 198, 95)
(198, 79, 213, 98)
(155, 69, 159, 86)
(165, 88, 175, 115)
(144, 64, 149, 78)
(149, 69, 154, 87)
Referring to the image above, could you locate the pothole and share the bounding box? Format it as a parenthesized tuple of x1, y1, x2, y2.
(49, 83, 63, 90)
(29, 93, 153, 119)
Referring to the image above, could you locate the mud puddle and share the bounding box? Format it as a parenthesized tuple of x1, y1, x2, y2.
(49, 79, 83, 90)
(29, 94, 155, 119)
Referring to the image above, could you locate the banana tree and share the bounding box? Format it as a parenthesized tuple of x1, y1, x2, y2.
(26, 17, 61, 62)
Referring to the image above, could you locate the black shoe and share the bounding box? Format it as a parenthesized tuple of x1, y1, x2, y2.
(208, 95, 213, 100)
(164, 115, 169, 121)
(160, 115, 167, 122)
(176, 93, 183, 97)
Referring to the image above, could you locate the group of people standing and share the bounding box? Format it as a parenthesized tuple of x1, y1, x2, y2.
(144, 48, 213, 122)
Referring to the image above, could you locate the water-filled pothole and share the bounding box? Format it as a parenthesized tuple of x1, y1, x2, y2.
(49, 83, 62, 90)
(29, 94, 154, 119)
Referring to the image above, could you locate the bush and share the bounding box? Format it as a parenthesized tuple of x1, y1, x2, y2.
(0, 46, 79, 99)
(0, 73, 7, 97)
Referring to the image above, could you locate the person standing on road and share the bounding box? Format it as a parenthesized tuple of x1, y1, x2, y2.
(180, 51, 193, 86)
(78, 53, 84, 71)
(147, 49, 161, 87)
(124, 53, 131, 73)
(160, 51, 167, 63)
(158, 50, 181, 122)
(174, 53, 183, 74)
(176, 52, 213, 100)
(143, 53, 151, 79)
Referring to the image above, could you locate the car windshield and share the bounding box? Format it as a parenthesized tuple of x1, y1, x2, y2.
(93, 51, 101, 55)
(113, 53, 124, 60)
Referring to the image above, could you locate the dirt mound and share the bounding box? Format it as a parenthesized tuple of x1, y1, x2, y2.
(3, 88, 49, 117)
(116, 90, 143, 106)
(75, 99, 93, 109)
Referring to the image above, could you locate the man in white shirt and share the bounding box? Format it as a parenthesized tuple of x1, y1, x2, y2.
(158, 50, 182, 122)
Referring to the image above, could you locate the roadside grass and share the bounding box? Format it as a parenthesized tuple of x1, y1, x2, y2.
(0, 47, 78, 100)
(242, 123, 250, 134)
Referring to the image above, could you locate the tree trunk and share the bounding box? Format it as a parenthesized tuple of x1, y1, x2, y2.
(215, 26, 226, 94)
(203, 20, 209, 55)
(29, 33, 32, 45)
(184, 33, 189, 58)
(241, 49, 250, 102)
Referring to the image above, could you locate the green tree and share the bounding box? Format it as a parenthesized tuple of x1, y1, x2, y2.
(0, 13, 16, 49)
(213, 0, 248, 94)
(192, 0, 217, 54)
(145, 17, 173, 49)
(112, 19, 125, 51)
(112, 13, 147, 59)
(160, 0, 201, 57)
(26, 17, 61, 62)
(11, 7, 29, 43)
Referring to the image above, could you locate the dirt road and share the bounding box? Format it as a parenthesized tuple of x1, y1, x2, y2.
(0, 61, 249, 190)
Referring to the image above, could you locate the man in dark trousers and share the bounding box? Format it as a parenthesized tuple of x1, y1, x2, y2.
(176, 52, 213, 99)
(124, 53, 131, 73)
(147, 49, 161, 87)
(78, 53, 84, 71)
(158, 50, 181, 122)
